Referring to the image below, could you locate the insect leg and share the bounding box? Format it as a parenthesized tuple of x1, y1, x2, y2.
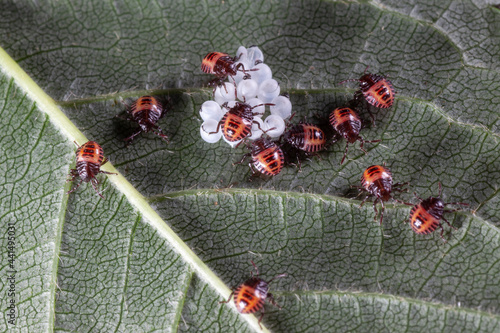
(152, 126, 170, 143)
(359, 137, 381, 154)
(393, 198, 413, 206)
(250, 260, 260, 277)
(99, 160, 119, 176)
(124, 129, 144, 146)
(359, 192, 371, 207)
(233, 153, 251, 166)
(444, 202, 469, 209)
(441, 216, 457, 231)
(413, 192, 424, 202)
(257, 309, 265, 330)
(219, 291, 235, 304)
(340, 142, 350, 165)
(67, 168, 79, 181)
(205, 120, 222, 135)
(266, 293, 282, 309)
(91, 178, 105, 199)
(393, 182, 409, 193)
(66, 179, 83, 195)
(438, 223, 448, 243)
(378, 199, 385, 225)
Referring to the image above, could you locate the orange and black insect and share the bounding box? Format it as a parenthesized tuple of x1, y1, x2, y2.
(357, 73, 395, 109)
(67, 141, 116, 199)
(283, 123, 327, 153)
(341, 70, 395, 109)
(329, 107, 380, 164)
(340, 69, 396, 124)
(359, 165, 408, 224)
(207, 102, 270, 142)
(124, 96, 169, 145)
(407, 183, 468, 242)
(201, 52, 256, 87)
(220, 261, 286, 328)
(236, 138, 285, 176)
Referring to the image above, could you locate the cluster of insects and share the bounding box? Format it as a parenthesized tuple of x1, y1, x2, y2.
(67, 95, 170, 198)
(199, 48, 395, 179)
(199, 48, 408, 183)
(197, 47, 469, 326)
(65, 45, 469, 328)
(200, 46, 290, 148)
(353, 163, 466, 240)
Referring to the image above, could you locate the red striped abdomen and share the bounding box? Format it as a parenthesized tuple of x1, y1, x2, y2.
(130, 96, 162, 122)
(361, 165, 393, 200)
(409, 204, 440, 234)
(285, 123, 326, 152)
(201, 52, 230, 74)
(233, 277, 269, 314)
(234, 284, 265, 314)
(252, 138, 285, 176)
(329, 107, 362, 142)
(359, 74, 395, 108)
(76, 141, 104, 165)
(221, 112, 252, 142)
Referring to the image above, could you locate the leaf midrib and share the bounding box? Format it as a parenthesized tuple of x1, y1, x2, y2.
(0, 46, 269, 333)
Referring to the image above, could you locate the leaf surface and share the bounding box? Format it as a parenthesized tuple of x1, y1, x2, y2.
(0, 0, 499, 332)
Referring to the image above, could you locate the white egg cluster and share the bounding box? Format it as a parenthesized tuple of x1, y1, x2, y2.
(200, 46, 293, 147)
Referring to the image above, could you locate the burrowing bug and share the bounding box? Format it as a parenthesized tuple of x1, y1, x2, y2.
(341, 70, 396, 109)
(340, 69, 396, 125)
(329, 107, 380, 164)
(283, 123, 327, 153)
(408, 183, 468, 242)
(123, 96, 169, 145)
(220, 261, 287, 328)
(201, 52, 257, 88)
(207, 101, 272, 143)
(357, 72, 395, 109)
(67, 141, 116, 199)
(358, 165, 408, 224)
(236, 137, 285, 176)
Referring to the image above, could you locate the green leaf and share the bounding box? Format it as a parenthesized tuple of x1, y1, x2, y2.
(1, 0, 499, 332)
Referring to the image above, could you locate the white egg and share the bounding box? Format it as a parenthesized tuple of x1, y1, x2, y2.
(237, 79, 259, 102)
(246, 98, 266, 117)
(270, 95, 292, 119)
(250, 63, 272, 84)
(214, 82, 237, 105)
(258, 79, 280, 103)
(200, 101, 224, 121)
(247, 46, 264, 66)
(264, 115, 286, 138)
(200, 119, 222, 143)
